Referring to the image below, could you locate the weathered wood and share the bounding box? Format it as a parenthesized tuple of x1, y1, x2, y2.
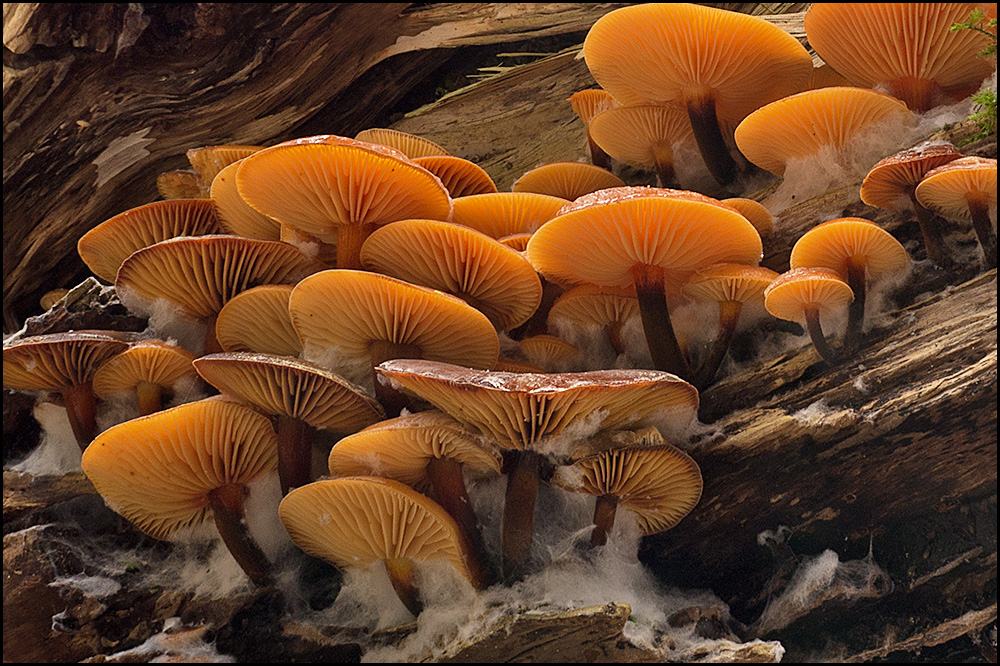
(2, 3, 630, 331)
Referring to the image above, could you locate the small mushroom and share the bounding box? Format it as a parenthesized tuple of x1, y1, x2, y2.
(157, 170, 206, 200)
(551, 427, 702, 546)
(92, 339, 198, 415)
(764, 267, 855, 365)
(450, 192, 568, 239)
(214, 285, 302, 357)
(548, 283, 640, 357)
(412, 155, 498, 198)
(279, 476, 483, 616)
(567, 89, 619, 170)
(354, 128, 449, 159)
(588, 105, 695, 187)
(722, 198, 775, 238)
(187, 145, 264, 189)
(915, 156, 998, 269)
(517, 334, 581, 372)
(210, 160, 281, 241)
(511, 161, 625, 201)
(81, 397, 278, 586)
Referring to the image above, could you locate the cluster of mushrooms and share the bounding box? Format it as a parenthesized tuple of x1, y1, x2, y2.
(3, 3, 997, 619)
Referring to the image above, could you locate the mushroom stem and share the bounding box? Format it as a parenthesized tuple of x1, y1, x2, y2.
(686, 93, 738, 187)
(62, 382, 98, 451)
(337, 223, 379, 270)
(886, 76, 938, 114)
(501, 449, 544, 581)
(844, 260, 867, 352)
(384, 557, 423, 617)
(136, 381, 163, 416)
(907, 191, 950, 266)
(631, 264, 692, 379)
(591, 494, 619, 547)
(605, 320, 626, 356)
(694, 301, 742, 390)
(509, 278, 562, 340)
(208, 483, 272, 587)
(588, 135, 613, 171)
(370, 340, 423, 417)
(967, 195, 997, 270)
(276, 416, 312, 495)
(804, 306, 840, 365)
(426, 457, 495, 588)
(204, 314, 223, 355)
(652, 144, 677, 188)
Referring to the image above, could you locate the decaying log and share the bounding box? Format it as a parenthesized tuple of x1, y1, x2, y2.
(3, 3, 632, 331)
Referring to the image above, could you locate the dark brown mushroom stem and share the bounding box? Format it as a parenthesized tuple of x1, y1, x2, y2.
(276, 416, 312, 495)
(591, 494, 618, 547)
(426, 457, 496, 587)
(338, 223, 379, 270)
(370, 340, 423, 417)
(631, 263, 692, 379)
(501, 449, 546, 581)
(588, 136, 612, 171)
(844, 260, 867, 353)
(967, 194, 997, 269)
(384, 557, 423, 617)
(62, 382, 99, 451)
(509, 278, 562, 341)
(204, 314, 224, 355)
(652, 145, 678, 188)
(686, 94, 738, 187)
(694, 300, 742, 390)
(605, 321, 627, 356)
(804, 306, 840, 365)
(207, 483, 273, 587)
(908, 192, 950, 266)
(136, 381, 164, 416)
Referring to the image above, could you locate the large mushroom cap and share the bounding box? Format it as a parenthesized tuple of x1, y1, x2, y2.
(804, 3, 998, 112)
(4, 331, 131, 392)
(734, 87, 912, 176)
(115, 235, 322, 322)
(860, 143, 965, 210)
(450, 192, 569, 239)
(789, 218, 910, 282)
(914, 156, 998, 222)
(193, 353, 385, 433)
(511, 162, 625, 201)
(355, 128, 449, 159)
(526, 186, 762, 290)
(552, 428, 703, 536)
(582, 3, 813, 122)
(278, 476, 476, 583)
(412, 155, 498, 198)
(763, 267, 855, 322)
(214, 285, 302, 357)
(81, 397, 278, 540)
(235, 135, 453, 242)
(359, 218, 542, 331)
(288, 269, 500, 372)
(328, 410, 502, 492)
(376, 359, 699, 452)
(78, 200, 223, 283)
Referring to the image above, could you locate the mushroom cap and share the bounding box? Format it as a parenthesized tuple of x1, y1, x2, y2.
(551, 427, 703, 536)
(721, 198, 774, 237)
(860, 143, 965, 210)
(235, 135, 453, 240)
(157, 170, 207, 200)
(493, 357, 547, 373)
(4, 332, 130, 392)
(681, 263, 780, 305)
(359, 219, 543, 331)
(734, 87, 912, 176)
(78, 199, 223, 283)
(81, 397, 278, 540)
(40, 289, 69, 311)
(511, 162, 625, 201)
(518, 334, 581, 370)
(806, 62, 853, 90)
(497, 233, 533, 253)
(328, 410, 502, 492)
(914, 156, 998, 222)
(582, 3, 813, 124)
(92, 340, 197, 397)
(548, 283, 640, 329)
(193, 352, 385, 433)
(450, 192, 569, 239)
(789, 218, 910, 282)
(588, 105, 695, 171)
(210, 160, 281, 241)
(215, 285, 302, 357)
(278, 476, 475, 583)
(567, 89, 619, 127)
(376, 359, 699, 451)
(354, 128, 449, 159)
(804, 3, 998, 111)
(288, 270, 500, 371)
(115, 235, 323, 321)
(187, 145, 264, 186)
(412, 155, 498, 198)
(525, 186, 762, 291)
(763, 267, 855, 322)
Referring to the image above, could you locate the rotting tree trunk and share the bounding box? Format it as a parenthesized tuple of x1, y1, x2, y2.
(3, 2, 631, 331)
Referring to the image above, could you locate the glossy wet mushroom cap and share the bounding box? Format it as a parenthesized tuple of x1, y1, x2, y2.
(78, 199, 223, 283)
(567, 89, 619, 169)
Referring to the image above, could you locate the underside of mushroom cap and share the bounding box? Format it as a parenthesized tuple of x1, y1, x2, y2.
(355, 128, 449, 159)
(4, 332, 131, 391)
(187, 145, 264, 186)
(915, 156, 998, 222)
(860, 143, 964, 210)
(450, 192, 569, 239)
(210, 161, 281, 241)
(588, 105, 695, 172)
(763, 267, 855, 322)
(81, 397, 278, 540)
(789, 218, 911, 282)
(511, 162, 625, 201)
(92, 340, 196, 397)
(413, 155, 498, 198)
(682, 263, 779, 304)
(215, 285, 302, 357)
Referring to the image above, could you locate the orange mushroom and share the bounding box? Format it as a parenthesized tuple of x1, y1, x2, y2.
(512, 161, 625, 201)
(412, 155, 498, 198)
(764, 268, 855, 365)
(588, 105, 695, 187)
(567, 89, 619, 170)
